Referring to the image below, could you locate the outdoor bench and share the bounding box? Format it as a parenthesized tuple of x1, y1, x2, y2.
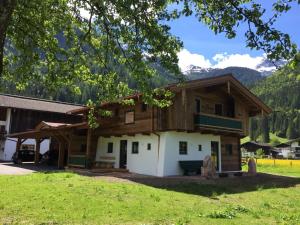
(179, 160, 203, 175)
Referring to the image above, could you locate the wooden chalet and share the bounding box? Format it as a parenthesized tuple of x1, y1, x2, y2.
(8, 74, 272, 176)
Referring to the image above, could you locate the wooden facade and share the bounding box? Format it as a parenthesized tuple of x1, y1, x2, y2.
(8, 74, 271, 173)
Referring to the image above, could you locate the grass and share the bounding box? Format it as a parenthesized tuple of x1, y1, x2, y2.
(0, 172, 300, 224)
(243, 163, 300, 178)
(241, 133, 288, 145)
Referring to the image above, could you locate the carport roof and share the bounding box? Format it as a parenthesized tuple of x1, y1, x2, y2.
(7, 121, 88, 139)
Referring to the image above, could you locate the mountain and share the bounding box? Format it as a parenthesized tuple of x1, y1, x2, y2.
(250, 62, 300, 140)
(184, 66, 264, 86)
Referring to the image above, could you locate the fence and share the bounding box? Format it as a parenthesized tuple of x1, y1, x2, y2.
(253, 158, 300, 167)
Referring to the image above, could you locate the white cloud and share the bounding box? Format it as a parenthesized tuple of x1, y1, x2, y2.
(177, 49, 212, 72)
(177, 49, 276, 72)
(212, 53, 266, 70)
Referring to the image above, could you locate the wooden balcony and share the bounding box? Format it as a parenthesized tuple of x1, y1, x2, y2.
(194, 113, 243, 132)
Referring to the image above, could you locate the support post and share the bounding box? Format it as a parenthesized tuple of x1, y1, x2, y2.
(58, 141, 65, 169)
(86, 128, 92, 169)
(16, 138, 21, 159)
(35, 139, 41, 165)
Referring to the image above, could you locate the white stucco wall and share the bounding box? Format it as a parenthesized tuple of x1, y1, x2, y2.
(96, 134, 159, 176)
(159, 131, 221, 176)
(96, 131, 221, 177)
(0, 138, 50, 161)
(291, 141, 300, 148)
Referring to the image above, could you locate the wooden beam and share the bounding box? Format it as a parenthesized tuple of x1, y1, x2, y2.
(34, 139, 41, 165)
(15, 138, 21, 159)
(227, 81, 231, 94)
(86, 128, 92, 168)
(58, 141, 65, 169)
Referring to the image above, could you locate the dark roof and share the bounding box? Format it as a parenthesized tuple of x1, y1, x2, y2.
(275, 143, 291, 148)
(0, 93, 85, 114)
(241, 141, 273, 152)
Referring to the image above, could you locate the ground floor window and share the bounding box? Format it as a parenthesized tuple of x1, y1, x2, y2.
(107, 142, 113, 153)
(198, 144, 202, 151)
(147, 143, 151, 150)
(132, 142, 139, 154)
(179, 141, 187, 155)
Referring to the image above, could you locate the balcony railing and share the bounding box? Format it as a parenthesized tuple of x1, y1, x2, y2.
(194, 113, 243, 131)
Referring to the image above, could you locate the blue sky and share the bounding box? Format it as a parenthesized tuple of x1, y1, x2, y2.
(166, 1, 300, 71)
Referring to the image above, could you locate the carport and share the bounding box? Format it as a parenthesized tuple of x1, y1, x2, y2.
(7, 121, 89, 169)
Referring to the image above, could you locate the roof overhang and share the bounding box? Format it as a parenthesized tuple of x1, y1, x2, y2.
(7, 121, 88, 139)
(67, 74, 272, 116)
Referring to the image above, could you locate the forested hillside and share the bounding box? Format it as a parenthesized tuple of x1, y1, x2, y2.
(250, 62, 300, 142)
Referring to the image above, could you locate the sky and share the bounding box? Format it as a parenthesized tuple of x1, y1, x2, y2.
(166, 1, 300, 72)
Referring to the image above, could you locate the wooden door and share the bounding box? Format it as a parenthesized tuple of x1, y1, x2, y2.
(119, 140, 127, 169)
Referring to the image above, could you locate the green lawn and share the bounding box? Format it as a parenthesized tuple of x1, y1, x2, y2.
(0, 172, 300, 224)
(241, 133, 288, 145)
(243, 164, 300, 178)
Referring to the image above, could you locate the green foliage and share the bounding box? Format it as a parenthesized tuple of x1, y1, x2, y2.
(0, 0, 299, 110)
(256, 149, 264, 158)
(251, 59, 300, 140)
(261, 116, 270, 143)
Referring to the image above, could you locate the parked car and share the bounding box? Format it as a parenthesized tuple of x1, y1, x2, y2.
(40, 150, 58, 166)
(12, 150, 42, 164)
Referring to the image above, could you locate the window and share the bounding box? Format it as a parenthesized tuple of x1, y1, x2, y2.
(215, 104, 223, 116)
(225, 144, 233, 155)
(147, 143, 151, 150)
(179, 141, 187, 155)
(198, 145, 202, 151)
(132, 142, 139, 154)
(141, 103, 147, 112)
(107, 142, 113, 153)
(195, 99, 201, 113)
(125, 111, 135, 124)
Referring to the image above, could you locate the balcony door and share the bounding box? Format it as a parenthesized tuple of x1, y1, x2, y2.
(211, 141, 220, 171)
(227, 96, 235, 118)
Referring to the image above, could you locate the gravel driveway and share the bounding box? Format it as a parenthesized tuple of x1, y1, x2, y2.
(0, 162, 58, 175)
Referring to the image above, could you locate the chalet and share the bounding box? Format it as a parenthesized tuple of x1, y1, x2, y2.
(0, 94, 83, 161)
(8, 74, 271, 176)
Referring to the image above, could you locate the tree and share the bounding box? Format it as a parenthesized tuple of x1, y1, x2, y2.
(0, 0, 299, 107)
(261, 115, 270, 143)
(286, 117, 298, 139)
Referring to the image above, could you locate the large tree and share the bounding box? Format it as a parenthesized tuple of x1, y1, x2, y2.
(0, 0, 299, 106)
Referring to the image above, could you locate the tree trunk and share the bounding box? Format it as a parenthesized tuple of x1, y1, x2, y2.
(0, 0, 16, 76)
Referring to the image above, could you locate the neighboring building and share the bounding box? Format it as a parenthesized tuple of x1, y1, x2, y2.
(9, 74, 272, 176)
(290, 138, 300, 159)
(0, 94, 83, 161)
(276, 138, 300, 159)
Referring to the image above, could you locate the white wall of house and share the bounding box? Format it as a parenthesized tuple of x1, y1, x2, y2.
(291, 141, 300, 148)
(96, 134, 159, 176)
(0, 138, 50, 161)
(159, 131, 221, 176)
(95, 131, 221, 177)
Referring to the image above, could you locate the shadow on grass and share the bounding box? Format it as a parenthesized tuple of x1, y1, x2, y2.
(89, 172, 300, 197)
(2, 162, 299, 197)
